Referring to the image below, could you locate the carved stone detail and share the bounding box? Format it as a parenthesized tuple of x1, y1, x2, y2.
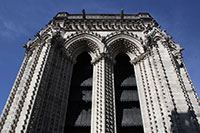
(91, 59, 105, 133)
(91, 56, 116, 133)
(104, 58, 116, 133)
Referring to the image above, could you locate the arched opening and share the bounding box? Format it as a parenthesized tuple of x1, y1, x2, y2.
(64, 52, 92, 133)
(114, 52, 144, 133)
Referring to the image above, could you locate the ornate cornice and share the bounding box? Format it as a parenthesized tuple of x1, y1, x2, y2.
(51, 12, 158, 31)
(23, 12, 158, 56)
(54, 12, 154, 20)
(60, 19, 145, 31)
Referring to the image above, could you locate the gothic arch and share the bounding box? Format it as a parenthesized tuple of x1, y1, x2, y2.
(113, 52, 144, 132)
(105, 33, 145, 61)
(64, 52, 93, 132)
(64, 33, 104, 61)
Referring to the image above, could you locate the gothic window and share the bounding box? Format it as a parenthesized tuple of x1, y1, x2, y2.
(114, 52, 144, 133)
(64, 52, 92, 133)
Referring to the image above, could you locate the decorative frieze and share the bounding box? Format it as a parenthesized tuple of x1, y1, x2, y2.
(52, 12, 157, 32)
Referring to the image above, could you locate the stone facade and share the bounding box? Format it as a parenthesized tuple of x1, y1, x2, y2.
(0, 11, 200, 133)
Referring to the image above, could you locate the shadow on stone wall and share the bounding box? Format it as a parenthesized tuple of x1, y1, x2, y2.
(170, 110, 200, 133)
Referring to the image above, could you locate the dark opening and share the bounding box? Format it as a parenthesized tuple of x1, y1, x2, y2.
(114, 52, 144, 133)
(64, 52, 92, 133)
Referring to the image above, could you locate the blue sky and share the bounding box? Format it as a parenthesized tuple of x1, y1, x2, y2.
(0, 0, 200, 114)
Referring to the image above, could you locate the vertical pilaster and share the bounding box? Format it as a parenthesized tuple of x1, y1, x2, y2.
(104, 57, 116, 133)
(46, 50, 65, 132)
(134, 62, 151, 133)
(91, 59, 105, 133)
(27, 42, 57, 132)
(157, 42, 199, 132)
(150, 47, 174, 133)
(133, 46, 185, 133)
(57, 58, 74, 132)
(137, 60, 158, 133)
(91, 55, 116, 133)
(151, 45, 180, 133)
(143, 56, 166, 133)
(17, 41, 51, 133)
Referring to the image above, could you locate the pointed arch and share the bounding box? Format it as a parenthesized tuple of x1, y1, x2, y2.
(64, 52, 93, 132)
(105, 33, 145, 60)
(114, 52, 144, 132)
(64, 33, 104, 61)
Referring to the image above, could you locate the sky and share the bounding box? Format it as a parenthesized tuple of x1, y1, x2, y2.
(0, 0, 200, 114)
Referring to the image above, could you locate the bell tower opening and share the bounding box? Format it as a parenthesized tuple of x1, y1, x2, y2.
(64, 52, 93, 133)
(114, 52, 144, 133)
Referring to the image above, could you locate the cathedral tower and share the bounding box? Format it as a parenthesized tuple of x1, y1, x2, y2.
(0, 11, 200, 133)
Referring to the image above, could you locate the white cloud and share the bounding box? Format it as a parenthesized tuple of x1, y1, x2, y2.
(0, 17, 28, 38)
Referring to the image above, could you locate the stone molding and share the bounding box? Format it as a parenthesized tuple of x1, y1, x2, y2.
(51, 12, 157, 32)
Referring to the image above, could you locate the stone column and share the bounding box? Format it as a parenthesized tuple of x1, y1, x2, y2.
(91, 58, 105, 133)
(91, 54, 116, 133)
(104, 56, 116, 133)
(133, 60, 152, 133)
